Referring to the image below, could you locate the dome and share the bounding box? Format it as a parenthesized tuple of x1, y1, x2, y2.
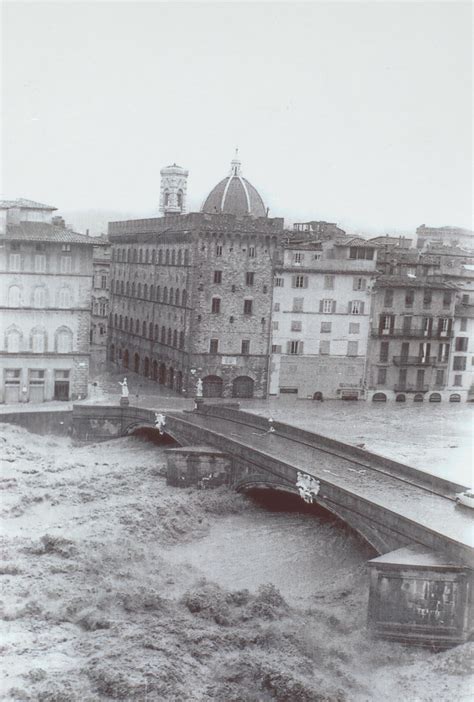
(201, 156, 266, 218)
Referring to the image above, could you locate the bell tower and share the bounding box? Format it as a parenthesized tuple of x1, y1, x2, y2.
(159, 163, 189, 215)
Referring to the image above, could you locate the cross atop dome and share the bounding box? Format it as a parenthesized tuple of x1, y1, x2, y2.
(230, 148, 241, 176)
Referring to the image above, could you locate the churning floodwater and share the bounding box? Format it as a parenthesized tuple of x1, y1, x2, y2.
(166, 492, 374, 607)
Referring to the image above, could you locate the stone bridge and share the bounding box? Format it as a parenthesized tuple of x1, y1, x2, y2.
(71, 401, 474, 646)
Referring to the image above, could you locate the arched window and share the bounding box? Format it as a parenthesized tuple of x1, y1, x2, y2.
(163, 287, 168, 303)
(127, 249, 131, 262)
(135, 319, 139, 334)
(179, 331, 184, 348)
(184, 249, 189, 265)
(139, 249, 143, 263)
(182, 290, 187, 307)
(150, 285, 154, 300)
(161, 325, 166, 343)
(115, 280, 120, 293)
(169, 288, 174, 305)
(152, 250, 156, 264)
(120, 280, 124, 294)
(33, 286, 46, 308)
(171, 250, 176, 265)
(58, 287, 71, 308)
(165, 249, 170, 264)
(125, 316, 129, 331)
(156, 286, 160, 302)
(149, 322, 153, 338)
(173, 329, 178, 347)
(114, 313, 118, 327)
(142, 321, 147, 337)
(31, 329, 46, 353)
(158, 250, 163, 264)
(167, 328, 172, 345)
(56, 327, 73, 353)
(6, 327, 21, 353)
(8, 285, 21, 307)
(133, 249, 137, 263)
(131, 282, 136, 297)
(177, 249, 182, 265)
(126, 281, 130, 296)
(164, 191, 170, 206)
(145, 249, 149, 263)
(119, 315, 123, 329)
(177, 191, 183, 208)
(144, 283, 148, 299)
(154, 324, 158, 340)
(137, 283, 142, 298)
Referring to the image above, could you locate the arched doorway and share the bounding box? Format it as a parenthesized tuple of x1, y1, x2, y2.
(232, 376, 255, 398)
(152, 360, 158, 382)
(168, 367, 174, 388)
(449, 393, 461, 403)
(144, 357, 150, 377)
(134, 353, 140, 374)
(202, 375, 223, 398)
(372, 392, 387, 402)
(395, 394, 406, 402)
(413, 393, 424, 403)
(312, 391, 323, 401)
(123, 349, 129, 369)
(175, 371, 183, 393)
(429, 393, 441, 402)
(159, 363, 166, 385)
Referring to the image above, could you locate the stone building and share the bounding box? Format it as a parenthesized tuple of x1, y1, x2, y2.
(0, 199, 93, 403)
(159, 164, 188, 215)
(90, 235, 111, 374)
(108, 157, 284, 398)
(366, 275, 458, 403)
(416, 224, 474, 251)
(269, 236, 377, 399)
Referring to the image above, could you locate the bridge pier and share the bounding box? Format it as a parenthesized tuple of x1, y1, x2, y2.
(367, 545, 473, 647)
(165, 446, 232, 488)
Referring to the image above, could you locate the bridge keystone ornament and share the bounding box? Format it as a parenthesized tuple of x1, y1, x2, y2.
(296, 471, 321, 504)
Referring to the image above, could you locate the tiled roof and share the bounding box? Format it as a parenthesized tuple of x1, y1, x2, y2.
(5, 222, 94, 245)
(375, 274, 458, 290)
(0, 198, 57, 210)
(333, 236, 374, 247)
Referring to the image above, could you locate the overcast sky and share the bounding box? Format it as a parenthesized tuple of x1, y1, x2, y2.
(2, 1, 473, 234)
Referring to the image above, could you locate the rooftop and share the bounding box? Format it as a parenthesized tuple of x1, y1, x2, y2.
(0, 198, 57, 211)
(375, 274, 458, 290)
(5, 221, 95, 245)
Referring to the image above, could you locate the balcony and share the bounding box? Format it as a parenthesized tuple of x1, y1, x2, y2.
(372, 327, 453, 340)
(392, 356, 437, 366)
(393, 384, 429, 393)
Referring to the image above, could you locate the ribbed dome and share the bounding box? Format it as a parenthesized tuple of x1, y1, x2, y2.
(201, 156, 266, 218)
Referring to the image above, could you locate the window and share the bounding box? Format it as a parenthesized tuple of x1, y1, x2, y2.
(293, 275, 307, 288)
(248, 246, 255, 258)
(319, 340, 330, 355)
(324, 275, 334, 290)
(8, 286, 21, 307)
(379, 341, 389, 362)
(35, 255, 46, 273)
(349, 300, 364, 315)
(209, 339, 219, 354)
(377, 367, 387, 385)
(32, 331, 45, 353)
(321, 299, 335, 314)
(443, 291, 452, 308)
(455, 337, 468, 352)
(60, 256, 72, 273)
(353, 277, 366, 291)
(243, 299, 253, 315)
(384, 289, 393, 307)
(349, 323, 360, 334)
(292, 298, 304, 312)
(438, 318, 450, 335)
(274, 303, 280, 312)
(57, 329, 72, 353)
(214, 271, 222, 284)
(438, 343, 450, 362)
(288, 340, 303, 354)
(461, 293, 470, 304)
(435, 370, 444, 386)
(211, 297, 221, 313)
(216, 245, 223, 257)
(320, 321, 331, 333)
(61, 244, 71, 252)
(246, 272, 255, 286)
(347, 341, 358, 356)
(293, 252, 304, 264)
(272, 344, 282, 353)
(272, 321, 279, 330)
(59, 288, 71, 307)
(349, 247, 374, 260)
(423, 290, 432, 308)
(291, 321, 302, 332)
(6, 329, 20, 353)
(9, 253, 21, 271)
(460, 318, 468, 331)
(263, 285, 268, 294)
(33, 287, 46, 308)
(241, 339, 250, 355)
(274, 278, 284, 287)
(405, 290, 414, 307)
(453, 356, 467, 371)
(454, 375, 462, 386)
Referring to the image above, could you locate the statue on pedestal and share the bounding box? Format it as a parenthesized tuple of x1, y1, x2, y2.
(118, 377, 129, 405)
(196, 378, 203, 398)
